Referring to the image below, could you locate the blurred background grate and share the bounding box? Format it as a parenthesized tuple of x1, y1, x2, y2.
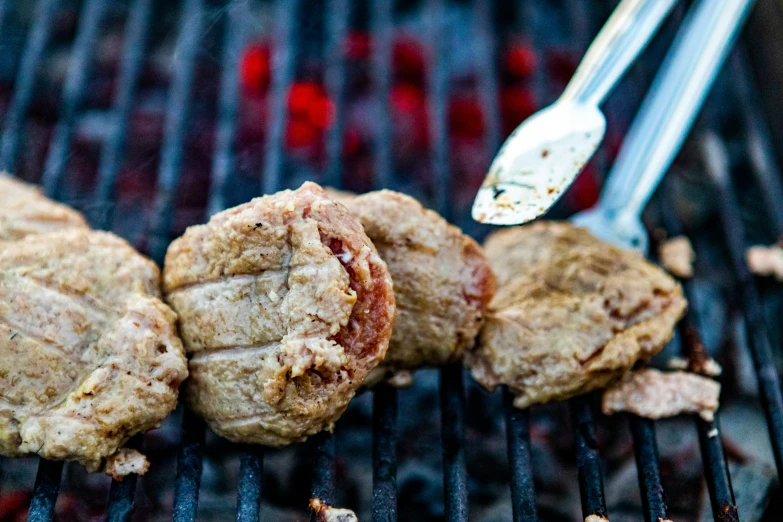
(1, 0, 783, 520)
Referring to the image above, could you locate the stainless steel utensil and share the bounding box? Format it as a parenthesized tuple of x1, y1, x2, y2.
(572, 0, 755, 253)
(472, 0, 678, 225)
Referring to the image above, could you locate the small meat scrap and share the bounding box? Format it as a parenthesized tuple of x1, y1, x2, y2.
(746, 244, 783, 280)
(602, 369, 720, 422)
(667, 356, 722, 377)
(658, 235, 695, 278)
(103, 448, 150, 480)
(310, 499, 359, 522)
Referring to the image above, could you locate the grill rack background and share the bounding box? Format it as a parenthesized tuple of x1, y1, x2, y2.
(0, 0, 781, 521)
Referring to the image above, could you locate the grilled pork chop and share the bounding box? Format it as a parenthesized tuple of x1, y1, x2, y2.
(466, 222, 687, 409)
(328, 189, 495, 382)
(163, 182, 395, 445)
(0, 229, 187, 471)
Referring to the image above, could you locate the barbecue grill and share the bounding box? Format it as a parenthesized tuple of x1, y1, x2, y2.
(1, 0, 782, 520)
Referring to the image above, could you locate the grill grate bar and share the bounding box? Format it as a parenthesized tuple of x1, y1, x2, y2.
(26, 459, 63, 522)
(370, 0, 393, 190)
(702, 131, 783, 479)
(104, 436, 143, 521)
(570, 396, 608, 520)
(310, 431, 336, 519)
(262, 0, 300, 195)
(697, 416, 738, 521)
(373, 385, 399, 522)
(149, 0, 204, 264)
(41, 0, 108, 197)
(105, 473, 138, 522)
(629, 417, 668, 522)
(207, 1, 248, 218)
(92, 0, 153, 229)
(660, 193, 738, 522)
(323, 0, 350, 189)
(730, 48, 783, 236)
(474, 0, 502, 156)
(503, 389, 538, 522)
(235, 447, 265, 522)
(440, 364, 469, 522)
(172, 410, 206, 522)
(0, 0, 60, 173)
(427, 0, 450, 218)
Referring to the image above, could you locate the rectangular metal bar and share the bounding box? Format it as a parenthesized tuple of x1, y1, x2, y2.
(323, 0, 350, 189)
(701, 132, 783, 479)
(503, 389, 538, 522)
(629, 416, 668, 522)
(373, 385, 398, 522)
(570, 396, 608, 521)
(697, 417, 738, 522)
(0, 0, 61, 173)
(730, 47, 783, 237)
(475, 0, 501, 155)
(370, 0, 393, 190)
(310, 431, 336, 520)
(26, 459, 63, 522)
(659, 181, 739, 521)
(207, 1, 247, 218)
(172, 410, 206, 522)
(149, 0, 204, 264)
(440, 363, 469, 522)
(426, 0, 451, 219)
(92, 0, 153, 229)
(235, 447, 264, 522)
(262, 0, 301, 196)
(105, 473, 137, 522)
(41, 0, 108, 197)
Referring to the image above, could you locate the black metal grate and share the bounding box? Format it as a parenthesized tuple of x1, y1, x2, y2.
(4, 0, 783, 520)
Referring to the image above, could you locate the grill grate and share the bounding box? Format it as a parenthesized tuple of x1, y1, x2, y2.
(6, 0, 783, 520)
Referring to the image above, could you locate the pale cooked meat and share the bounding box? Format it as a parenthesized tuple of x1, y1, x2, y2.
(466, 222, 687, 409)
(103, 448, 150, 480)
(0, 173, 88, 240)
(309, 499, 359, 522)
(658, 235, 695, 278)
(601, 369, 720, 422)
(0, 229, 188, 471)
(163, 182, 395, 446)
(327, 189, 495, 377)
(746, 244, 783, 280)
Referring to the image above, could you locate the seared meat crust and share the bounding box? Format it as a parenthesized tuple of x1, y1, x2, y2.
(330, 189, 495, 375)
(0, 230, 187, 470)
(0, 173, 88, 240)
(163, 182, 395, 445)
(467, 222, 687, 409)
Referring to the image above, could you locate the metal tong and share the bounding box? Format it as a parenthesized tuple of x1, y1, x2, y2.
(572, 0, 755, 253)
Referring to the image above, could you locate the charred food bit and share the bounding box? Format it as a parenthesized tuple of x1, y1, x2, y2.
(0, 230, 188, 471)
(326, 189, 496, 382)
(0, 173, 88, 240)
(466, 222, 687, 409)
(602, 369, 720, 422)
(163, 182, 395, 446)
(658, 235, 695, 278)
(309, 499, 359, 522)
(103, 448, 150, 480)
(746, 243, 783, 281)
